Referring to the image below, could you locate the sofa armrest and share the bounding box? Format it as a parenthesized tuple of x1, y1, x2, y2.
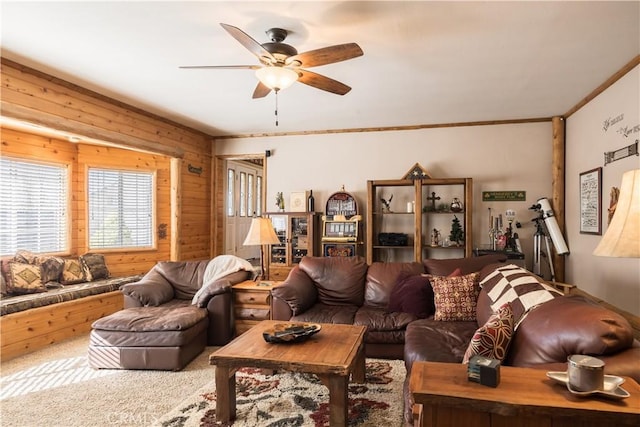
(192, 279, 232, 308)
(271, 266, 318, 316)
(121, 268, 174, 307)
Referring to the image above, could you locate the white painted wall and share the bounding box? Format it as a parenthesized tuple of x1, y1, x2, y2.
(565, 65, 640, 315)
(216, 122, 553, 272)
(217, 65, 640, 316)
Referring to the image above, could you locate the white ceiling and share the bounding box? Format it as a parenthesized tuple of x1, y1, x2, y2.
(2, 1, 639, 138)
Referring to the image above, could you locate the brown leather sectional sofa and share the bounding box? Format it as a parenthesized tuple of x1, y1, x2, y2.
(271, 255, 640, 425)
(89, 260, 251, 370)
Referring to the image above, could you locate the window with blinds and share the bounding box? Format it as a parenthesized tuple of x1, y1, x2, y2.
(0, 157, 69, 255)
(88, 168, 154, 249)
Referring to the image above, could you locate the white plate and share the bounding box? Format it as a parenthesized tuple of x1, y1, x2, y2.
(546, 371, 630, 400)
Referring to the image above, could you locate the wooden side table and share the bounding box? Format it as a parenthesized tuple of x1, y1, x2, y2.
(410, 361, 640, 427)
(232, 280, 279, 335)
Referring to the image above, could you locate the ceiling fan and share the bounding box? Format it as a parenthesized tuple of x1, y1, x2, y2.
(180, 23, 364, 99)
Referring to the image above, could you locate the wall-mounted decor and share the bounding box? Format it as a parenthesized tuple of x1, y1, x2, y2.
(604, 140, 638, 166)
(482, 191, 526, 202)
(579, 167, 602, 235)
(187, 164, 203, 175)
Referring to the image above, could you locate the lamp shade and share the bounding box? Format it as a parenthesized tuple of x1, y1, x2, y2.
(255, 66, 299, 91)
(243, 217, 280, 246)
(593, 169, 640, 258)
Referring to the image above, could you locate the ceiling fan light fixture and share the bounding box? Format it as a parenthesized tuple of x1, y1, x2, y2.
(255, 66, 298, 91)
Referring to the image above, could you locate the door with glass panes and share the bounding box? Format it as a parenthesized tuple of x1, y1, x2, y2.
(224, 160, 263, 260)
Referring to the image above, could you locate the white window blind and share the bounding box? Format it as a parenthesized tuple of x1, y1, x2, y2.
(0, 157, 68, 255)
(88, 168, 154, 249)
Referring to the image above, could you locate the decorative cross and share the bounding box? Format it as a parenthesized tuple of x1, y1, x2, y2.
(426, 192, 440, 211)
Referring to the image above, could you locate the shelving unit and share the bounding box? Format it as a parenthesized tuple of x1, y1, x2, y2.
(264, 212, 320, 280)
(366, 178, 472, 263)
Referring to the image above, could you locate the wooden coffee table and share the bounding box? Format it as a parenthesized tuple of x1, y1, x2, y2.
(209, 320, 367, 426)
(410, 361, 640, 427)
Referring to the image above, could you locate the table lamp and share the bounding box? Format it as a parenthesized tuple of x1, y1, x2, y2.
(593, 169, 639, 257)
(243, 217, 281, 280)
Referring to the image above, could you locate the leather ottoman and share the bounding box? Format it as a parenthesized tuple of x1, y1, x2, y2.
(88, 301, 208, 371)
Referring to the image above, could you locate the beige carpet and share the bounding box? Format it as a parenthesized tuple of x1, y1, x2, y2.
(1, 335, 219, 427)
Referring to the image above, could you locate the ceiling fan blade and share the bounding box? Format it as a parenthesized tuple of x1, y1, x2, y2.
(297, 69, 352, 95)
(179, 65, 260, 70)
(252, 82, 272, 99)
(286, 43, 363, 68)
(220, 23, 276, 64)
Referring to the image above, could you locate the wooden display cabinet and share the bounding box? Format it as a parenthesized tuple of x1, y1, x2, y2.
(366, 178, 472, 263)
(264, 212, 320, 280)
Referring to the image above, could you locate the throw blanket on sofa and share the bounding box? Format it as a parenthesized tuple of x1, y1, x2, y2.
(480, 264, 561, 329)
(191, 255, 255, 305)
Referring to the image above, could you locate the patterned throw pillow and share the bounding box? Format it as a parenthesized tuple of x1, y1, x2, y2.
(462, 302, 514, 363)
(80, 253, 110, 281)
(7, 262, 47, 294)
(60, 258, 86, 284)
(33, 255, 65, 284)
(430, 272, 480, 321)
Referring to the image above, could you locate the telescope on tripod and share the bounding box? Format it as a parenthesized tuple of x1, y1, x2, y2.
(529, 198, 569, 281)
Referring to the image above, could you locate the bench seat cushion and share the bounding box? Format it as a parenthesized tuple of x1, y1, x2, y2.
(0, 275, 143, 316)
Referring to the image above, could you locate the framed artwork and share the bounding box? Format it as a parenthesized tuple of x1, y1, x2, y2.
(579, 167, 602, 235)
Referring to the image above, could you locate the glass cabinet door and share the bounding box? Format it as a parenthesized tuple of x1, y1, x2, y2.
(290, 215, 309, 264)
(269, 214, 287, 265)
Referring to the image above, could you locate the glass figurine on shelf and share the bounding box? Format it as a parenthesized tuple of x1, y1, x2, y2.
(450, 197, 463, 212)
(430, 228, 441, 247)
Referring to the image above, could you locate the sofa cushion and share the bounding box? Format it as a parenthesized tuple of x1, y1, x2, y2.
(156, 260, 209, 299)
(80, 253, 110, 281)
(299, 256, 368, 306)
(365, 261, 425, 308)
(355, 305, 416, 332)
(430, 272, 480, 321)
(121, 268, 175, 306)
(506, 295, 635, 366)
(33, 255, 65, 284)
(387, 273, 434, 318)
(479, 264, 561, 327)
(6, 262, 47, 294)
(271, 266, 318, 315)
(405, 319, 478, 365)
(92, 303, 208, 332)
(290, 303, 358, 324)
(60, 258, 87, 285)
(423, 254, 507, 276)
(462, 302, 514, 363)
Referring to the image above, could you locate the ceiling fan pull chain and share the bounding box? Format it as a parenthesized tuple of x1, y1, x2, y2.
(275, 90, 279, 126)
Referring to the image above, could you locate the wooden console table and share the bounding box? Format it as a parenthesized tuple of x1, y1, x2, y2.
(410, 361, 640, 427)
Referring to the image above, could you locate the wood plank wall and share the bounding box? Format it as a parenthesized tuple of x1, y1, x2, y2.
(0, 128, 171, 275)
(1, 58, 215, 267)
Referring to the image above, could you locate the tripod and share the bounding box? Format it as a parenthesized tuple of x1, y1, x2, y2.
(532, 216, 556, 281)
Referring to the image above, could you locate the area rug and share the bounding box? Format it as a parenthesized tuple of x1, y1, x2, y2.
(154, 359, 405, 427)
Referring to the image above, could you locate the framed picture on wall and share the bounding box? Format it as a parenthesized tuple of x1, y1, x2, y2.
(579, 167, 602, 235)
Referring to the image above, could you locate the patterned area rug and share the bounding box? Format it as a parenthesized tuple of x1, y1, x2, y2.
(154, 359, 405, 427)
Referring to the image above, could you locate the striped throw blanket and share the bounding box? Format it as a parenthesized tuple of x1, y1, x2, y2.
(479, 264, 561, 328)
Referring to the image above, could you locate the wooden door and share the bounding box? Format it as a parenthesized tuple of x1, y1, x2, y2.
(224, 160, 263, 260)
